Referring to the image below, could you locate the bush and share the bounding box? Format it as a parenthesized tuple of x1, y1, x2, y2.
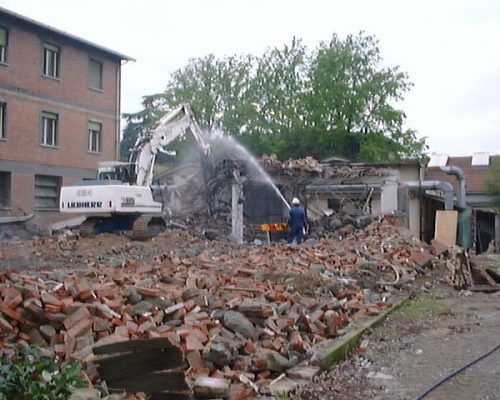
(0, 346, 85, 400)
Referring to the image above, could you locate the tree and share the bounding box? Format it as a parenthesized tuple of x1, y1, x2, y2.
(486, 156, 500, 209)
(244, 37, 309, 157)
(120, 93, 166, 160)
(121, 33, 427, 162)
(305, 33, 426, 161)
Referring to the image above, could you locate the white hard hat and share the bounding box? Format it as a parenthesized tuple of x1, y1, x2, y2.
(292, 197, 300, 205)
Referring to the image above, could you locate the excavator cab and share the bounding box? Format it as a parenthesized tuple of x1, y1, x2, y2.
(96, 162, 137, 184)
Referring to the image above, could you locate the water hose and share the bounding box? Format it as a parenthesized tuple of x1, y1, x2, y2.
(414, 341, 500, 400)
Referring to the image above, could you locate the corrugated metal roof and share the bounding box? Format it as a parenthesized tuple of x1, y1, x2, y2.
(0, 6, 135, 61)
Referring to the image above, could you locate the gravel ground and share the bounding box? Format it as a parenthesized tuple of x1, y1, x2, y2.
(292, 284, 500, 400)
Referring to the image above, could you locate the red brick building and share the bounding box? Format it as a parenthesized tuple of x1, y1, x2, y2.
(0, 7, 133, 229)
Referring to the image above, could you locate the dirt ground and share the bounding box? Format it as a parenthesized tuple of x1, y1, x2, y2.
(293, 282, 500, 400)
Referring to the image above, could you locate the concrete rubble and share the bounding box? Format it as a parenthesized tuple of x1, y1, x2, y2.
(0, 215, 465, 399)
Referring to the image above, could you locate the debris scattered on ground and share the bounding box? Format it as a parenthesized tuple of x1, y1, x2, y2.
(445, 250, 500, 291)
(0, 221, 39, 241)
(0, 217, 452, 398)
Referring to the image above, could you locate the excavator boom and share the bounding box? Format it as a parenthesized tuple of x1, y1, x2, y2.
(130, 103, 210, 187)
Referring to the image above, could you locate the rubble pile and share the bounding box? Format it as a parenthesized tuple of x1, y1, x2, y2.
(446, 251, 500, 289)
(162, 158, 242, 237)
(260, 154, 391, 181)
(0, 220, 443, 397)
(282, 157, 324, 173)
(0, 222, 38, 241)
(310, 210, 374, 237)
(323, 164, 391, 181)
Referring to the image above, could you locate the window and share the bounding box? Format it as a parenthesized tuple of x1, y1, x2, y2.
(43, 43, 59, 78)
(34, 175, 61, 209)
(0, 27, 8, 64)
(88, 121, 101, 152)
(0, 172, 11, 208)
(41, 111, 58, 147)
(89, 59, 102, 90)
(0, 102, 5, 139)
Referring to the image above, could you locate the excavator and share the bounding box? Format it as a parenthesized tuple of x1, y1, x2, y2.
(59, 104, 210, 239)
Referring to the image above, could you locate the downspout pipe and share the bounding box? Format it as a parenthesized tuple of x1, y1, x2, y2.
(406, 181, 455, 211)
(439, 166, 470, 250)
(440, 166, 466, 209)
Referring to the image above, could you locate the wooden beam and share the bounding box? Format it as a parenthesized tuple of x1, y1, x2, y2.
(93, 337, 180, 355)
(95, 350, 186, 379)
(106, 370, 188, 393)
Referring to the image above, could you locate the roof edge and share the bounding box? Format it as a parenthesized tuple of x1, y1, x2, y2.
(0, 6, 135, 62)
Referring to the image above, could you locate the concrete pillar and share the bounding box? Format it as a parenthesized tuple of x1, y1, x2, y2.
(231, 182, 244, 244)
(495, 214, 500, 254)
(381, 180, 398, 213)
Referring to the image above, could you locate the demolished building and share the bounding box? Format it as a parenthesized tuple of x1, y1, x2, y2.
(159, 151, 497, 255)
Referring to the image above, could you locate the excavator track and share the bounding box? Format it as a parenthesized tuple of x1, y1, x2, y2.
(130, 216, 152, 241)
(130, 216, 166, 241)
(78, 216, 165, 240)
(79, 217, 99, 238)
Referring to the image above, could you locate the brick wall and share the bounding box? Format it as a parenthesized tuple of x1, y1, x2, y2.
(0, 94, 117, 170)
(0, 12, 126, 229)
(0, 24, 120, 167)
(0, 25, 118, 112)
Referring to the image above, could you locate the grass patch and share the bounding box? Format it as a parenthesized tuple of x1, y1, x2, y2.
(402, 299, 450, 319)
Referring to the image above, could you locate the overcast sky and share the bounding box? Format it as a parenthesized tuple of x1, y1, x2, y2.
(3, 0, 500, 156)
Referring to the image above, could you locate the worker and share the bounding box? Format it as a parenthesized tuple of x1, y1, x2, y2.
(287, 197, 308, 244)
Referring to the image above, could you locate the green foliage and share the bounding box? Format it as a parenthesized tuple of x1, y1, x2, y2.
(290, 33, 427, 161)
(403, 300, 450, 319)
(120, 93, 166, 160)
(275, 390, 289, 399)
(0, 347, 85, 400)
(485, 156, 500, 209)
(121, 32, 427, 163)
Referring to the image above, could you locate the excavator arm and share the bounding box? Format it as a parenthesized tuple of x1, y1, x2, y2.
(130, 104, 210, 187)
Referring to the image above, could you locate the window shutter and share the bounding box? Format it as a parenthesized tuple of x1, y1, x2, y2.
(89, 121, 101, 131)
(0, 28, 6, 46)
(44, 43, 59, 52)
(42, 111, 56, 120)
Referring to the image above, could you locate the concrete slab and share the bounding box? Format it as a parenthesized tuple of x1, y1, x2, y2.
(308, 296, 408, 369)
(287, 365, 321, 380)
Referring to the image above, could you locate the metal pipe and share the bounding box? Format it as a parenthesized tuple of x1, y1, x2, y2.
(440, 166, 466, 209)
(438, 166, 470, 249)
(406, 181, 455, 211)
(305, 184, 382, 192)
(115, 62, 122, 161)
